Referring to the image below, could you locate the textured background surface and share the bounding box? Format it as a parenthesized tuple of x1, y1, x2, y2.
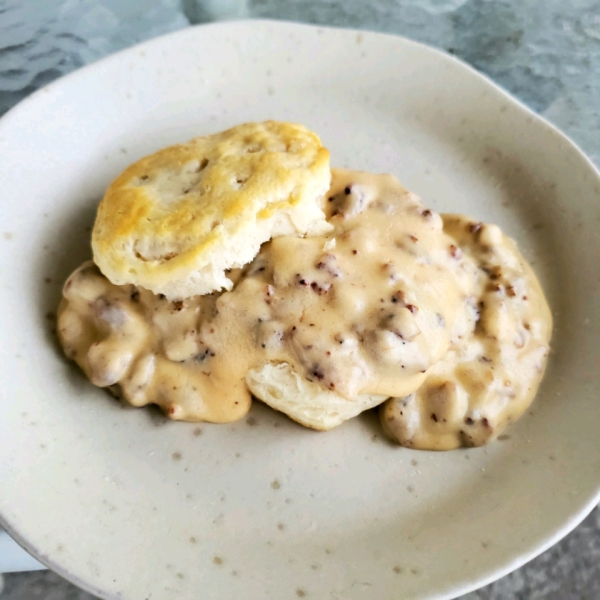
(1, 1, 598, 598)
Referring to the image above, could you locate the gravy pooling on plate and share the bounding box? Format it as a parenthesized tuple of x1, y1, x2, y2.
(58, 166, 552, 449)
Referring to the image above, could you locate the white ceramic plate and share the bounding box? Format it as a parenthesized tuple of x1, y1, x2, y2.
(1, 20, 599, 600)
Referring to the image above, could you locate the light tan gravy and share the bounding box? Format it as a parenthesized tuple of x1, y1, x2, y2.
(381, 216, 552, 449)
(58, 169, 551, 448)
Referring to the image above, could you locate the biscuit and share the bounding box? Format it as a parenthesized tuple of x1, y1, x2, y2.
(92, 121, 332, 299)
(246, 362, 388, 430)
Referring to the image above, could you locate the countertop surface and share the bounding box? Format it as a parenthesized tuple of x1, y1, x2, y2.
(1, 1, 599, 599)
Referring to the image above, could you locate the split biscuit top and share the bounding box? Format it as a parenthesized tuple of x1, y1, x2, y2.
(92, 121, 333, 299)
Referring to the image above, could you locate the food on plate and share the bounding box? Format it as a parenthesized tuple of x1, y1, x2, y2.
(57, 121, 552, 449)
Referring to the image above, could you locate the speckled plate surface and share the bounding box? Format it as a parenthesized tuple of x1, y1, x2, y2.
(0, 19, 599, 600)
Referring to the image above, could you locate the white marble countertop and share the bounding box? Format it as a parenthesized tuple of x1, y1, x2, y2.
(1, 1, 598, 598)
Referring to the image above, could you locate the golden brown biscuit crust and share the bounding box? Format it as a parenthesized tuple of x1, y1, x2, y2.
(92, 121, 331, 298)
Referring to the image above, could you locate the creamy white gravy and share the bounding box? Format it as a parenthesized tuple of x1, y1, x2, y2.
(58, 169, 551, 448)
(381, 215, 552, 449)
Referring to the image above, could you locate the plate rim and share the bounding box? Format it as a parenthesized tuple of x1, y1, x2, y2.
(1, 18, 599, 600)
